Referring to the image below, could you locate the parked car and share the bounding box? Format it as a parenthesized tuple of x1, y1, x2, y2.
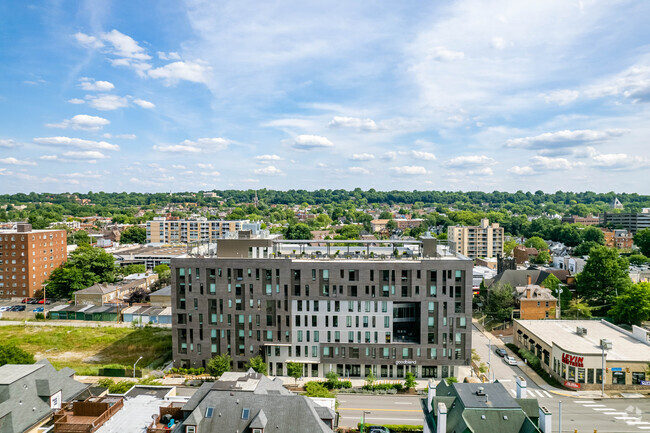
(14, 305, 26, 311)
(21, 298, 31, 303)
(495, 348, 507, 357)
(504, 356, 518, 366)
(32, 307, 44, 312)
(37, 299, 52, 304)
(0, 306, 10, 312)
(8, 306, 20, 311)
(28, 299, 40, 304)
(368, 427, 391, 433)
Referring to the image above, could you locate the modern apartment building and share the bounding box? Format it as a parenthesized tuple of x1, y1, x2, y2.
(601, 212, 650, 234)
(146, 217, 260, 244)
(171, 237, 473, 380)
(447, 218, 504, 259)
(0, 223, 67, 298)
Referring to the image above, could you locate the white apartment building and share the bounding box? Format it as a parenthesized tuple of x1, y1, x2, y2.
(146, 217, 259, 244)
(448, 218, 504, 259)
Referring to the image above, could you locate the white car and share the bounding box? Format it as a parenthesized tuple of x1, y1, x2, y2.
(504, 356, 518, 365)
(0, 306, 10, 312)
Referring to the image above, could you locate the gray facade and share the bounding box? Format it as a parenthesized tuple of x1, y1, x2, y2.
(171, 239, 473, 379)
(601, 212, 650, 234)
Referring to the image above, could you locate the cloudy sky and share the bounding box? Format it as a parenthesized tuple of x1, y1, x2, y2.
(1, 0, 649, 193)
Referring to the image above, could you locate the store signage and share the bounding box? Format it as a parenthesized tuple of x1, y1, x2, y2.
(611, 368, 622, 371)
(561, 353, 584, 368)
(564, 381, 581, 389)
(640, 381, 650, 386)
(395, 360, 417, 366)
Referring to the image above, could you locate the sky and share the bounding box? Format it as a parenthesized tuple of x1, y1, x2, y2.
(1, 0, 650, 194)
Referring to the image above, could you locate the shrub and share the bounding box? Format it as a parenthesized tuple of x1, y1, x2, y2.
(357, 423, 423, 432)
(404, 372, 416, 389)
(304, 381, 334, 398)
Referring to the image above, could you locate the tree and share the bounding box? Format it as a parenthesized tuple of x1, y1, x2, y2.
(576, 246, 632, 307)
(524, 236, 547, 251)
(304, 381, 334, 398)
(121, 264, 146, 276)
(45, 245, 118, 298)
(574, 240, 600, 257)
(385, 220, 397, 232)
(287, 361, 303, 385)
(609, 283, 650, 325)
(245, 356, 268, 375)
(365, 371, 376, 387)
(127, 287, 149, 303)
(581, 226, 605, 244)
(285, 223, 312, 240)
(0, 344, 35, 366)
(629, 254, 650, 266)
(564, 298, 593, 319)
(153, 264, 171, 288)
(404, 371, 416, 390)
(325, 370, 339, 389)
(532, 250, 551, 264)
(504, 239, 517, 257)
(634, 229, 650, 256)
(207, 354, 232, 377)
(120, 226, 147, 244)
(486, 283, 515, 322)
(69, 230, 91, 246)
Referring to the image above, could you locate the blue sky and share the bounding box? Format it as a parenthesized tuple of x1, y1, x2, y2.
(1, 0, 649, 194)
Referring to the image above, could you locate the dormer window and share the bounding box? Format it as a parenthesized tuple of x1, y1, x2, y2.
(252, 429, 263, 433)
(186, 426, 196, 433)
(242, 408, 250, 420)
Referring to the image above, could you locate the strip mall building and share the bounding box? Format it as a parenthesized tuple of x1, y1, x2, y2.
(513, 320, 650, 391)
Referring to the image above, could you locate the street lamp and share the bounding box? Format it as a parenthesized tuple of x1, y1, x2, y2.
(600, 339, 612, 398)
(133, 356, 143, 378)
(361, 411, 371, 433)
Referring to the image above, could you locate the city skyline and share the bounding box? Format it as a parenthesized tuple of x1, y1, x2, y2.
(1, 1, 650, 193)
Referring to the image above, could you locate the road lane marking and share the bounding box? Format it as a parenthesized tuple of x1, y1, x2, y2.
(637, 427, 650, 430)
(499, 379, 512, 382)
(603, 412, 628, 415)
(394, 402, 413, 405)
(584, 404, 606, 407)
(541, 390, 552, 398)
(627, 421, 650, 425)
(592, 408, 615, 411)
(615, 416, 640, 420)
(575, 400, 595, 404)
(339, 408, 421, 413)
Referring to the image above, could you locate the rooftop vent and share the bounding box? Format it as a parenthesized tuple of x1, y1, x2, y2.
(476, 387, 485, 396)
(576, 327, 587, 336)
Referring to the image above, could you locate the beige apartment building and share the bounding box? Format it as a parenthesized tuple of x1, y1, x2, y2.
(447, 218, 504, 259)
(0, 223, 67, 299)
(146, 218, 258, 244)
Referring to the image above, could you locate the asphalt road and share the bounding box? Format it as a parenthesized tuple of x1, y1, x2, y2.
(337, 394, 423, 427)
(472, 325, 650, 432)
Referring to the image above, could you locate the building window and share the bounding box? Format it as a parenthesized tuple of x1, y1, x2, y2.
(612, 371, 626, 385)
(632, 372, 646, 385)
(186, 427, 195, 433)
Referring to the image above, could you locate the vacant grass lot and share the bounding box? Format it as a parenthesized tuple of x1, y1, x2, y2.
(0, 325, 172, 375)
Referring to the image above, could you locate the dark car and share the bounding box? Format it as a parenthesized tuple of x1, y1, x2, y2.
(14, 305, 26, 312)
(368, 427, 391, 433)
(27, 299, 39, 304)
(495, 348, 507, 357)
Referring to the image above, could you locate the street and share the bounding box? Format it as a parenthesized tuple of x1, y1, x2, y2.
(472, 325, 650, 432)
(337, 394, 423, 427)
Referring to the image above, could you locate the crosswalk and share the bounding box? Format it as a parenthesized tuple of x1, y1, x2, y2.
(574, 400, 650, 430)
(508, 388, 553, 398)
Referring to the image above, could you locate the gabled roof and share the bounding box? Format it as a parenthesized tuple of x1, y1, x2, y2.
(487, 270, 552, 288)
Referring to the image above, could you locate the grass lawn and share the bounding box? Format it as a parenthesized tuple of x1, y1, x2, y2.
(0, 325, 172, 375)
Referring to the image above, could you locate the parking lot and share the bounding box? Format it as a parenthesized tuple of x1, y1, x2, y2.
(0, 298, 69, 314)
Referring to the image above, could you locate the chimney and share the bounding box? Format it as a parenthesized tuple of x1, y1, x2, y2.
(16, 223, 32, 233)
(527, 274, 532, 286)
(526, 288, 532, 299)
(427, 380, 436, 411)
(436, 402, 447, 433)
(538, 406, 552, 433)
(516, 376, 527, 399)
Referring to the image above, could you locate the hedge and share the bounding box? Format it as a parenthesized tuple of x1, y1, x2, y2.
(357, 423, 423, 432)
(362, 383, 403, 392)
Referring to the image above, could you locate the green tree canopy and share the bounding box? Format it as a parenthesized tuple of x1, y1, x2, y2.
(245, 356, 268, 375)
(287, 361, 304, 384)
(0, 344, 35, 366)
(581, 226, 605, 244)
(634, 229, 650, 256)
(576, 246, 631, 307)
(574, 240, 601, 257)
(524, 236, 547, 251)
(207, 354, 232, 377)
(504, 239, 518, 257)
(120, 226, 147, 244)
(532, 250, 551, 264)
(121, 264, 146, 276)
(629, 254, 649, 266)
(285, 223, 312, 240)
(46, 245, 118, 298)
(609, 283, 650, 325)
(486, 283, 515, 322)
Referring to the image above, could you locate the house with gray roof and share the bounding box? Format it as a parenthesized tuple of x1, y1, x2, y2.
(0, 359, 88, 433)
(165, 369, 336, 433)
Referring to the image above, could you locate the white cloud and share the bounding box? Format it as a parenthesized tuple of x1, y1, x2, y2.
(383, 151, 397, 160)
(148, 61, 210, 84)
(508, 166, 537, 176)
(157, 51, 181, 60)
(350, 153, 375, 161)
(263, 118, 315, 129)
(200, 171, 221, 176)
(172, 165, 186, 170)
(253, 165, 284, 175)
(254, 154, 282, 162)
(101, 29, 151, 61)
(489, 37, 507, 50)
(0, 157, 36, 166)
(446, 155, 496, 167)
(79, 77, 115, 92)
(46, 114, 110, 131)
(505, 129, 628, 149)
(102, 133, 136, 139)
(541, 89, 580, 105)
(390, 166, 427, 175)
(530, 155, 576, 170)
(133, 98, 155, 109)
(429, 46, 465, 62)
(349, 166, 370, 175)
(0, 139, 19, 148)
(33, 136, 119, 151)
(291, 135, 334, 150)
(153, 137, 229, 153)
(62, 150, 108, 160)
(197, 163, 214, 169)
(67, 98, 85, 104)
(86, 94, 129, 110)
(74, 32, 104, 49)
(586, 147, 650, 170)
(39, 155, 58, 161)
(466, 167, 494, 176)
(328, 116, 378, 131)
(411, 150, 437, 161)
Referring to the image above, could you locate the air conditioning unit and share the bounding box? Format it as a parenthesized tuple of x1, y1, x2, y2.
(576, 327, 587, 336)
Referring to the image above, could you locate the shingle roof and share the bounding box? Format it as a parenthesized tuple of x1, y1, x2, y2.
(487, 270, 552, 288)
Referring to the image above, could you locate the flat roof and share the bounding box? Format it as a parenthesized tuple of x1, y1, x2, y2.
(0, 363, 44, 385)
(94, 394, 172, 433)
(516, 320, 650, 362)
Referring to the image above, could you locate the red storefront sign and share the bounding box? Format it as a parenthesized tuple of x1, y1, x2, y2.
(564, 381, 581, 389)
(562, 353, 584, 367)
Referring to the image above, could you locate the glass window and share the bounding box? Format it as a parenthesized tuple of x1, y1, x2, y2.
(587, 368, 594, 384)
(633, 372, 646, 385)
(577, 368, 585, 384)
(596, 369, 603, 384)
(612, 371, 626, 385)
(568, 366, 576, 381)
